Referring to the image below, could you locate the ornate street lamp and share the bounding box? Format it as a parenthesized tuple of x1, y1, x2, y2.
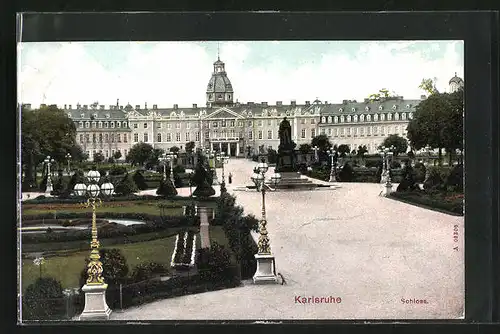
(328, 148, 337, 182)
(65, 153, 72, 175)
(216, 152, 229, 187)
(250, 160, 282, 284)
(378, 146, 393, 197)
(207, 149, 219, 185)
(312, 146, 319, 163)
(74, 170, 114, 320)
(165, 152, 177, 186)
(44, 156, 55, 194)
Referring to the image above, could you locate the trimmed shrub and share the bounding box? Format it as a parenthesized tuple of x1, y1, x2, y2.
(338, 162, 354, 182)
(130, 262, 170, 283)
(197, 242, 232, 282)
(156, 178, 178, 198)
(445, 164, 464, 192)
(133, 170, 148, 190)
(423, 167, 445, 190)
(23, 277, 65, 320)
(109, 166, 127, 176)
(114, 173, 138, 196)
(396, 164, 420, 192)
(413, 162, 426, 183)
(79, 248, 129, 287)
(173, 165, 185, 174)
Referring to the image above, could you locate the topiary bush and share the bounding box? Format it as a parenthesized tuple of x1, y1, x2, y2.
(396, 164, 420, 192)
(108, 166, 127, 176)
(423, 166, 445, 191)
(156, 178, 178, 198)
(22, 277, 65, 320)
(133, 170, 148, 190)
(114, 173, 138, 196)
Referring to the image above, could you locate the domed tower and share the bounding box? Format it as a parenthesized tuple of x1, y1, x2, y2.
(449, 72, 464, 93)
(206, 56, 234, 108)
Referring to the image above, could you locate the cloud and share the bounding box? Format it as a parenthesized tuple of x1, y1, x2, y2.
(18, 41, 463, 108)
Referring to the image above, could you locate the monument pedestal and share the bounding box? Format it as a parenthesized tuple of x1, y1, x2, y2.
(381, 182, 393, 197)
(269, 172, 317, 190)
(253, 254, 278, 284)
(79, 284, 112, 321)
(198, 206, 211, 249)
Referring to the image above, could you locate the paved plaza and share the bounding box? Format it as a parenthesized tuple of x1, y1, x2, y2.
(110, 158, 464, 320)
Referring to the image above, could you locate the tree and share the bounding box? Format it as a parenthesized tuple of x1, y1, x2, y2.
(357, 145, 368, 159)
(132, 170, 148, 190)
(311, 134, 332, 152)
(419, 77, 439, 96)
(380, 134, 408, 156)
(126, 142, 154, 166)
(113, 150, 122, 161)
(79, 248, 129, 287)
(406, 88, 463, 165)
(21, 105, 78, 188)
(298, 143, 312, 155)
(156, 178, 178, 198)
(192, 152, 215, 198)
(368, 88, 396, 102)
(146, 148, 165, 169)
(23, 277, 64, 320)
(93, 152, 105, 164)
(169, 146, 180, 154)
(185, 141, 195, 154)
(337, 144, 350, 157)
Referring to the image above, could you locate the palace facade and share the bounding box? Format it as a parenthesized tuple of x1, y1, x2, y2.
(23, 58, 463, 161)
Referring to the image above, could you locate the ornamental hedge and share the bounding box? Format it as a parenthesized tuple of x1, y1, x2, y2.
(389, 190, 463, 216)
(23, 194, 219, 205)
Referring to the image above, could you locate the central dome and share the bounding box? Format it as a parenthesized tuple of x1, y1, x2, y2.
(206, 58, 234, 107)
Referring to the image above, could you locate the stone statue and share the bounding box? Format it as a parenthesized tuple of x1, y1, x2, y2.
(278, 117, 292, 148)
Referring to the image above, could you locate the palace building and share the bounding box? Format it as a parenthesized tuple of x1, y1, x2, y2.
(23, 58, 463, 161)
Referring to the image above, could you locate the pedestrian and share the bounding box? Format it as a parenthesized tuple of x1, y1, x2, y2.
(228, 172, 233, 184)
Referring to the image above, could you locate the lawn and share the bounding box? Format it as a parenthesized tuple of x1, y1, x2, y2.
(389, 190, 464, 216)
(20, 225, 228, 292)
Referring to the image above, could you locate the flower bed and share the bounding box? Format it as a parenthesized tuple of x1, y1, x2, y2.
(389, 190, 464, 216)
(171, 230, 197, 269)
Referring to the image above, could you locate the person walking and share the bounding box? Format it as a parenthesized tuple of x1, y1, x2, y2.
(228, 172, 233, 184)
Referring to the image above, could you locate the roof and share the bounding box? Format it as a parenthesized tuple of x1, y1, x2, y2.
(449, 73, 464, 84)
(66, 108, 128, 120)
(206, 73, 233, 93)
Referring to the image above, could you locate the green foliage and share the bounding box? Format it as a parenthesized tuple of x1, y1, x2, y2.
(156, 178, 178, 198)
(109, 165, 127, 176)
(130, 262, 170, 283)
(23, 277, 65, 320)
(185, 141, 196, 153)
(298, 144, 312, 154)
(337, 144, 350, 157)
(170, 146, 180, 153)
(197, 242, 232, 281)
(93, 152, 105, 164)
(445, 164, 463, 192)
(396, 164, 420, 192)
(113, 150, 122, 160)
(126, 142, 154, 166)
(423, 166, 444, 190)
(115, 173, 138, 196)
(380, 134, 408, 156)
(419, 78, 439, 95)
(356, 145, 368, 158)
(192, 152, 215, 198)
(338, 162, 354, 182)
(133, 170, 148, 190)
(79, 248, 129, 287)
(267, 148, 278, 164)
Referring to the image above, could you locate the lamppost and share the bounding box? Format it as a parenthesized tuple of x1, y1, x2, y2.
(312, 146, 319, 163)
(165, 152, 177, 186)
(424, 145, 432, 181)
(455, 148, 463, 165)
(73, 170, 114, 320)
(208, 149, 219, 185)
(378, 146, 394, 196)
(328, 148, 337, 182)
(44, 156, 55, 194)
(65, 153, 72, 175)
(216, 152, 229, 186)
(250, 160, 282, 284)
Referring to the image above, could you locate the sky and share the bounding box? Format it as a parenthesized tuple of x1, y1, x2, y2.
(18, 41, 464, 108)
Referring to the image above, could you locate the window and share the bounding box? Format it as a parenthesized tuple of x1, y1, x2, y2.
(124, 134, 127, 143)
(238, 121, 243, 127)
(340, 116, 345, 122)
(248, 131, 253, 140)
(85, 121, 90, 128)
(142, 123, 147, 129)
(258, 130, 263, 139)
(167, 123, 172, 129)
(381, 126, 386, 135)
(381, 114, 385, 121)
(347, 115, 351, 122)
(395, 113, 399, 120)
(117, 134, 121, 142)
(92, 134, 96, 143)
(157, 133, 162, 142)
(133, 123, 137, 129)
(402, 113, 407, 120)
(365, 106, 370, 111)
(334, 116, 338, 123)
(267, 130, 273, 139)
(352, 108, 356, 112)
(117, 122, 121, 128)
(123, 122, 127, 128)
(360, 127, 365, 136)
(185, 132, 190, 141)
(248, 121, 253, 126)
(134, 133, 139, 142)
(328, 128, 332, 135)
(379, 106, 383, 110)
(144, 133, 148, 142)
(334, 128, 338, 136)
(92, 121, 96, 128)
(300, 119, 305, 124)
(157, 123, 162, 129)
(340, 128, 345, 136)
(388, 126, 393, 134)
(79, 134, 84, 143)
(230, 129, 235, 138)
(374, 114, 378, 121)
(354, 128, 358, 136)
(213, 122, 218, 128)
(387, 113, 392, 120)
(167, 133, 172, 142)
(409, 112, 414, 119)
(205, 131, 209, 139)
(195, 122, 199, 128)
(311, 118, 316, 124)
(104, 122, 108, 128)
(176, 133, 181, 142)
(187, 123, 191, 129)
(367, 127, 371, 135)
(222, 120, 227, 127)
(311, 129, 316, 138)
(85, 134, 90, 142)
(124, 149, 128, 157)
(105, 150, 109, 158)
(354, 115, 358, 122)
(258, 120, 263, 127)
(339, 108, 343, 112)
(111, 122, 115, 128)
(347, 128, 351, 136)
(301, 129, 306, 138)
(267, 119, 272, 126)
(99, 134, 103, 142)
(320, 128, 326, 135)
(79, 121, 83, 128)
(395, 126, 400, 134)
(195, 132, 200, 141)
(176, 123, 181, 129)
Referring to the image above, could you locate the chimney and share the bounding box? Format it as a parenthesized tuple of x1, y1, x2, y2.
(324, 101, 328, 104)
(291, 100, 296, 107)
(100, 105, 105, 110)
(342, 100, 348, 104)
(145, 102, 148, 109)
(83, 105, 88, 110)
(64, 104, 67, 109)
(276, 101, 282, 106)
(120, 105, 123, 110)
(305, 101, 310, 106)
(77, 103, 81, 109)
(192, 103, 198, 108)
(109, 105, 114, 109)
(153, 104, 157, 110)
(261, 102, 268, 106)
(420, 95, 427, 100)
(68, 104, 71, 109)
(135, 105, 140, 110)
(173, 104, 178, 109)
(40, 103, 47, 108)
(364, 98, 369, 103)
(25, 103, 32, 109)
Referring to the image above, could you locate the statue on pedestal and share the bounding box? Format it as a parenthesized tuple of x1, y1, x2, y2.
(275, 117, 298, 173)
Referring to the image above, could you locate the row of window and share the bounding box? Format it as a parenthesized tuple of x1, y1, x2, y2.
(78, 121, 128, 129)
(321, 112, 412, 124)
(130, 118, 317, 130)
(134, 132, 202, 143)
(79, 133, 129, 144)
(319, 125, 406, 137)
(86, 149, 128, 159)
